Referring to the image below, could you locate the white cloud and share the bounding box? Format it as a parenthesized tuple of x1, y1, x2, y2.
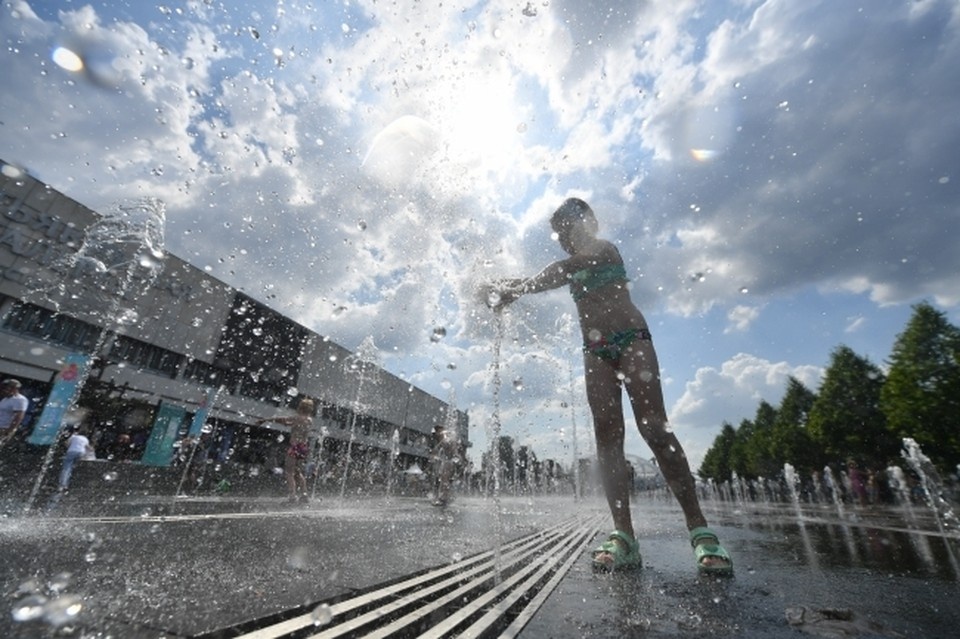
(668, 353, 824, 467)
(725, 304, 762, 333)
(2, 0, 958, 471)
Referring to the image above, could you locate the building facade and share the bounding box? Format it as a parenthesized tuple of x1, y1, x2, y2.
(0, 161, 467, 488)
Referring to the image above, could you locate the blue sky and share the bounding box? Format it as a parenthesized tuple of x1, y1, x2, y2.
(2, 0, 959, 470)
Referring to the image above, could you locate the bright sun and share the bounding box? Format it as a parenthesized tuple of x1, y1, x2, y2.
(440, 80, 523, 174)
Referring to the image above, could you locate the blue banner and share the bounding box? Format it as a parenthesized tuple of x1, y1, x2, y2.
(141, 402, 187, 467)
(28, 353, 92, 445)
(187, 386, 220, 437)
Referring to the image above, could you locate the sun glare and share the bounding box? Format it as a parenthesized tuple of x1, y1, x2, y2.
(441, 81, 523, 173)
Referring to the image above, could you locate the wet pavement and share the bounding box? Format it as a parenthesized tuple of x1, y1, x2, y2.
(0, 491, 958, 638)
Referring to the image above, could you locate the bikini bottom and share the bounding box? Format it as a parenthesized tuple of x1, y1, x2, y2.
(583, 327, 652, 361)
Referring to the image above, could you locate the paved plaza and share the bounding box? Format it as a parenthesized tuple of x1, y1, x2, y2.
(1, 486, 959, 638)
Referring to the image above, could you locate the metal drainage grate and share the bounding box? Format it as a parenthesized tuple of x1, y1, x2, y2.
(206, 515, 602, 639)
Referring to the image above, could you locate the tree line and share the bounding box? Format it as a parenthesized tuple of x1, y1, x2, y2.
(698, 302, 960, 481)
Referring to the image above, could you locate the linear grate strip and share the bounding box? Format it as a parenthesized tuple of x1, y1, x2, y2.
(228, 514, 598, 639)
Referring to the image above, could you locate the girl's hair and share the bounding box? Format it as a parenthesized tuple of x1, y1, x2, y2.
(297, 398, 315, 414)
(551, 197, 599, 234)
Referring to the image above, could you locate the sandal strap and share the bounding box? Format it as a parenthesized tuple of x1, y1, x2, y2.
(689, 526, 720, 547)
(690, 527, 733, 574)
(606, 529, 638, 548)
(592, 530, 642, 570)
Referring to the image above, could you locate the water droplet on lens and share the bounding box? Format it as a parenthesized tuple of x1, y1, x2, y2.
(311, 603, 333, 626)
(11, 595, 47, 622)
(48, 572, 72, 594)
(43, 594, 83, 626)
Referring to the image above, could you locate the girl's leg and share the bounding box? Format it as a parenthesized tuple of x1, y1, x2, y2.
(284, 455, 297, 498)
(296, 462, 308, 495)
(584, 354, 634, 536)
(620, 340, 707, 530)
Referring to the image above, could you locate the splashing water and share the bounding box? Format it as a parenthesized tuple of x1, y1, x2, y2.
(901, 438, 960, 576)
(311, 603, 333, 626)
(340, 337, 381, 502)
(902, 438, 960, 533)
(783, 464, 800, 509)
(489, 309, 505, 582)
(386, 427, 401, 498)
(822, 466, 846, 519)
(556, 313, 582, 501)
(27, 197, 166, 320)
(23, 198, 167, 513)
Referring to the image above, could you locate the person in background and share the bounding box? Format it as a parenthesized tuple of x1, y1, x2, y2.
(258, 398, 315, 503)
(430, 424, 459, 507)
(486, 197, 733, 574)
(847, 459, 868, 506)
(0, 378, 29, 447)
(59, 425, 94, 492)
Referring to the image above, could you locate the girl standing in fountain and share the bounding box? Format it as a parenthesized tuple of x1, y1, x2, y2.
(488, 197, 732, 574)
(258, 398, 315, 503)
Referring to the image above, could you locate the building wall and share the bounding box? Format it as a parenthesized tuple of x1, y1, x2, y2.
(0, 161, 467, 466)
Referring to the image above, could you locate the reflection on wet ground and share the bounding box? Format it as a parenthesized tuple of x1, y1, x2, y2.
(704, 500, 960, 582)
(778, 517, 959, 580)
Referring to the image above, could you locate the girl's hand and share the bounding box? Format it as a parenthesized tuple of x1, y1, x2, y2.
(480, 279, 524, 310)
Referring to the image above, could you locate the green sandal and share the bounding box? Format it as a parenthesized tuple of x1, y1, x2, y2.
(690, 527, 733, 576)
(591, 530, 642, 572)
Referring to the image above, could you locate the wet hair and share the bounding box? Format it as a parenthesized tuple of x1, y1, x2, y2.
(550, 197, 599, 234)
(297, 398, 315, 414)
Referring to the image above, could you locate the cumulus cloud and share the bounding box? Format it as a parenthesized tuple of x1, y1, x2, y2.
(725, 305, 762, 333)
(668, 353, 824, 466)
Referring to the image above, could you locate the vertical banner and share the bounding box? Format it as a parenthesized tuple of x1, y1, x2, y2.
(187, 386, 220, 437)
(28, 353, 92, 445)
(141, 402, 187, 467)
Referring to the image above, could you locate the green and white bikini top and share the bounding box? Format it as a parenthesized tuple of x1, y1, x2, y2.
(569, 262, 629, 302)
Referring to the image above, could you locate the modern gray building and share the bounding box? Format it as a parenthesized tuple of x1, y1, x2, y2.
(0, 160, 467, 488)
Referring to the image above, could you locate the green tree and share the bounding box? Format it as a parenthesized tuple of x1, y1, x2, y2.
(750, 401, 779, 478)
(770, 377, 819, 472)
(729, 418, 757, 478)
(808, 345, 891, 466)
(880, 302, 960, 470)
(699, 422, 737, 481)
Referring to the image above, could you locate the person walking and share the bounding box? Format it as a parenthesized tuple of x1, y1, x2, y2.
(430, 424, 458, 507)
(59, 426, 94, 492)
(258, 398, 315, 503)
(487, 197, 732, 574)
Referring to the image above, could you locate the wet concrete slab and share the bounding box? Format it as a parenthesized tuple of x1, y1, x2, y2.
(0, 493, 957, 638)
(523, 509, 960, 638)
